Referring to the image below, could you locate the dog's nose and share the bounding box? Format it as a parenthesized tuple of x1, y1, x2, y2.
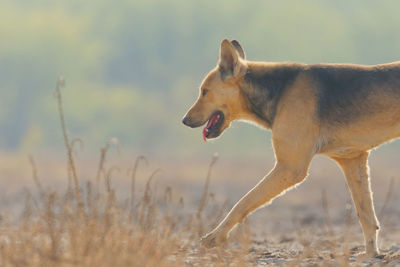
(182, 116, 190, 126)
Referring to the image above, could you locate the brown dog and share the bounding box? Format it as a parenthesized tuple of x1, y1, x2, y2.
(182, 39, 400, 257)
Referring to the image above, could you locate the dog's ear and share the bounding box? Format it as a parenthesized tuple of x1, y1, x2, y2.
(231, 40, 245, 59)
(219, 39, 245, 79)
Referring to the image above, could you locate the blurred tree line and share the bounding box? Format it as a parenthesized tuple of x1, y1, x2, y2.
(2, 0, 400, 155)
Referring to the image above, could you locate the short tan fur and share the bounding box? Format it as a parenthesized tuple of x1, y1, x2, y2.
(182, 39, 400, 257)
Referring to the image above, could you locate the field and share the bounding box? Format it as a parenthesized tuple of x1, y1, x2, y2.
(1, 143, 400, 266)
(5, 1, 400, 266)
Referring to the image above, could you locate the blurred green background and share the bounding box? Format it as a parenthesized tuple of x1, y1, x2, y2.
(3, 0, 400, 157)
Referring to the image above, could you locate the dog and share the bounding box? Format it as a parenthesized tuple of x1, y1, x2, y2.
(182, 39, 400, 257)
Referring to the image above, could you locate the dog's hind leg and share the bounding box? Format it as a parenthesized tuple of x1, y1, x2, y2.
(333, 152, 380, 257)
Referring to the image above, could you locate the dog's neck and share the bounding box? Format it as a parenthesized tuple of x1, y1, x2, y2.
(239, 62, 303, 129)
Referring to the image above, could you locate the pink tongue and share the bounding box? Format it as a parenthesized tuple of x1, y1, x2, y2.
(202, 114, 220, 142)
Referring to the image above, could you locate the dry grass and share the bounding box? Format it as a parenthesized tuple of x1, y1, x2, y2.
(1, 77, 400, 266)
(0, 155, 250, 266)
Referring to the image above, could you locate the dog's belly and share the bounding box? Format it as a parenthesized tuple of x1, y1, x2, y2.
(318, 116, 400, 158)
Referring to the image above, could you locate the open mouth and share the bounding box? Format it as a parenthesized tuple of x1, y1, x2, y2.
(202, 111, 224, 141)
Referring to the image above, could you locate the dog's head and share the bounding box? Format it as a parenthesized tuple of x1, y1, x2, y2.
(182, 39, 248, 141)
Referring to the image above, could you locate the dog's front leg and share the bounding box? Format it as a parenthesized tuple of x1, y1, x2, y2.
(201, 162, 309, 247)
(333, 152, 380, 257)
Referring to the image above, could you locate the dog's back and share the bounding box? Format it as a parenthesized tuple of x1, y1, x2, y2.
(308, 63, 400, 125)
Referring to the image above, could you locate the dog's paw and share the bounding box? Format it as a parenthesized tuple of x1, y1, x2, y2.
(200, 232, 227, 248)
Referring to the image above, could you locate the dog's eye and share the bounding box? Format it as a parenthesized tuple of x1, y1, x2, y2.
(202, 89, 208, 97)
